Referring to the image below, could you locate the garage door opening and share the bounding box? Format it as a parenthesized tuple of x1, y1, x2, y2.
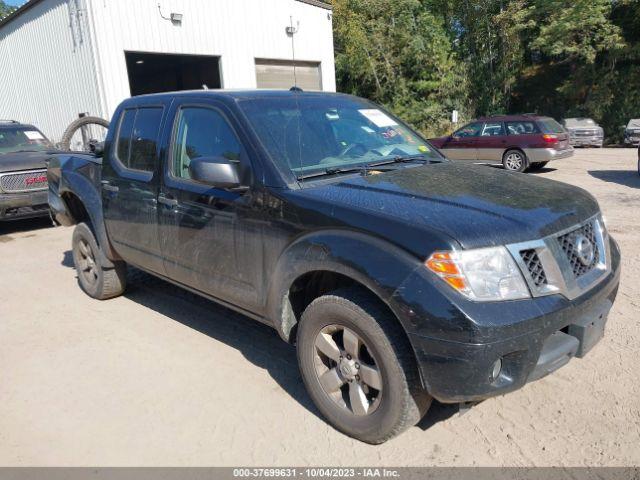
(125, 52, 221, 96)
(255, 59, 322, 91)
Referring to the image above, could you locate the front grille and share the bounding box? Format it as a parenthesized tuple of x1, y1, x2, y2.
(0, 170, 48, 193)
(521, 249, 547, 286)
(558, 222, 599, 278)
(574, 129, 598, 137)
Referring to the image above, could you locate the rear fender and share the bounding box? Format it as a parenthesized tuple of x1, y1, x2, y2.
(52, 157, 120, 267)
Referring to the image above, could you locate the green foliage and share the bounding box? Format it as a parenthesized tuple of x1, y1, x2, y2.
(333, 0, 468, 136)
(332, 0, 640, 142)
(0, 1, 16, 20)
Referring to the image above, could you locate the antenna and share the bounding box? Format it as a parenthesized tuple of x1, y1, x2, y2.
(287, 16, 300, 89)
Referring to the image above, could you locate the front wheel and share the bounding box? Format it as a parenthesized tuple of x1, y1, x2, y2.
(503, 149, 528, 172)
(296, 288, 431, 444)
(72, 222, 126, 300)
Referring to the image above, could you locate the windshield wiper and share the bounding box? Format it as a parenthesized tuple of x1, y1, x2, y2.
(295, 155, 438, 181)
(296, 166, 371, 181)
(368, 154, 435, 167)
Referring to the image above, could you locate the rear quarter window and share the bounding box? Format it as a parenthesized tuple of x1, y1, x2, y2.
(538, 118, 565, 134)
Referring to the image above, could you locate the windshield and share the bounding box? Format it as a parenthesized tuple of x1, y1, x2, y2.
(0, 127, 52, 156)
(238, 95, 443, 178)
(627, 119, 640, 129)
(563, 118, 596, 128)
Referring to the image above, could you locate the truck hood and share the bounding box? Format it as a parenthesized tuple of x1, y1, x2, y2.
(291, 163, 600, 251)
(0, 151, 54, 173)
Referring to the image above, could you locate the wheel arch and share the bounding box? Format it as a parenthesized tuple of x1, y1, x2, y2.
(265, 230, 422, 345)
(58, 169, 121, 266)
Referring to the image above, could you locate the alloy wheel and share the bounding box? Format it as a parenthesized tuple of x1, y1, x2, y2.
(77, 238, 98, 286)
(313, 325, 383, 416)
(505, 152, 524, 171)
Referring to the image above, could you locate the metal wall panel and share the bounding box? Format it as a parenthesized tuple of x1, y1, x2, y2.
(0, 0, 336, 141)
(0, 0, 104, 142)
(88, 0, 336, 119)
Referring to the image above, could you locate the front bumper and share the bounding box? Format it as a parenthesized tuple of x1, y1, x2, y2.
(570, 136, 604, 147)
(0, 190, 49, 221)
(397, 239, 621, 404)
(525, 147, 574, 163)
(624, 136, 640, 146)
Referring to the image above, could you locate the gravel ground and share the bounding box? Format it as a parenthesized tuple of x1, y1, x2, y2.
(0, 148, 639, 466)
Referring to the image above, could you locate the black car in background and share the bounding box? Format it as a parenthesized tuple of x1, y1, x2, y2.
(0, 120, 55, 221)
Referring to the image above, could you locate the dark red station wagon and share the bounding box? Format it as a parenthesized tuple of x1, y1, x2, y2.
(430, 114, 574, 172)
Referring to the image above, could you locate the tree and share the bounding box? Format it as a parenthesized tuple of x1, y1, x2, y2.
(0, 1, 16, 20)
(333, 0, 468, 136)
(331, 0, 636, 140)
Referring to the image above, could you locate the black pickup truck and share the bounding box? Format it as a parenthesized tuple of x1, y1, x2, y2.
(48, 90, 621, 444)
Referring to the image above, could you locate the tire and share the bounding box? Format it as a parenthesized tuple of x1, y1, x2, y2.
(71, 222, 126, 300)
(502, 149, 528, 172)
(296, 287, 431, 444)
(527, 161, 549, 171)
(60, 116, 110, 152)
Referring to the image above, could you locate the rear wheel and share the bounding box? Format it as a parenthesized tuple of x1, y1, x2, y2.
(503, 149, 528, 172)
(72, 222, 126, 300)
(296, 287, 431, 444)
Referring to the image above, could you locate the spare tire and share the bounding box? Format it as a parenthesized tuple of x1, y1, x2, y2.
(60, 116, 110, 152)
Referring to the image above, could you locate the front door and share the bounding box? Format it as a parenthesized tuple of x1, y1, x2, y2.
(476, 121, 507, 163)
(102, 105, 166, 274)
(441, 122, 481, 161)
(157, 101, 263, 312)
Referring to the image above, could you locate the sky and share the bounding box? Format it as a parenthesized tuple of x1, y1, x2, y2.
(5, 0, 26, 6)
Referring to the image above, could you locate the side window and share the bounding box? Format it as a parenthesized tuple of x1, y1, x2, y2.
(172, 107, 242, 180)
(116, 110, 136, 164)
(481, 122, 505, 136)
(506, 121, 540, 135)
(115, 107, 163, 172)
(454, 123, 482, 138)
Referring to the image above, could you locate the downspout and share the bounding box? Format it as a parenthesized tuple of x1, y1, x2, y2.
(83, 0, 108, 120)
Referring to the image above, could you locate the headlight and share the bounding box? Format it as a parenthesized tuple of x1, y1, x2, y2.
(425, 247, 530, 302)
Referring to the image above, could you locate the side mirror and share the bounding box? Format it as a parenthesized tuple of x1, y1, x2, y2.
(189, 156, 242, 189)
(89, 141, 104, 157)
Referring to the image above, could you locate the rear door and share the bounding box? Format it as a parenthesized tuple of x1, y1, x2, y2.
(102, 103, 166, 274)
(441, 122, 481, 160)
(157, 99, 264, 312)
(476, 121, 507, 162)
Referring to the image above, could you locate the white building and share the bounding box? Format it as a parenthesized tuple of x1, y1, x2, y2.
(0, 0, 335, 142)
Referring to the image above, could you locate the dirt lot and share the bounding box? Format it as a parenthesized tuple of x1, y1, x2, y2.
(1, 149, 639, 466)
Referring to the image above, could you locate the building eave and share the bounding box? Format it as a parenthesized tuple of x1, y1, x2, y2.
(0, 0, 332, 31)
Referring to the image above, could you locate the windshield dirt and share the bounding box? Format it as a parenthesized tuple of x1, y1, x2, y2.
(0, 127, 52, 155)
(238, 95, 443, 178)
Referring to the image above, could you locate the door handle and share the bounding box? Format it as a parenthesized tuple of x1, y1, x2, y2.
(158, 194, 178, 207)
(101, 180, 119, 193)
